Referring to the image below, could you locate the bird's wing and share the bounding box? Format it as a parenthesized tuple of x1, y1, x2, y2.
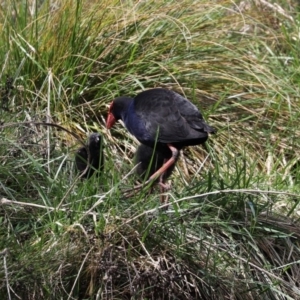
(170, 90, 215, 133)
(134, 89, 200, 143)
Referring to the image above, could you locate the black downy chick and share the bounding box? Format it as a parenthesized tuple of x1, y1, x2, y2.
(75, 133, 104, 178)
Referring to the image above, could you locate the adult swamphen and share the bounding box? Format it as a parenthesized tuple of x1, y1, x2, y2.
(75, 133, 104, 178)
(106, 88, 215, 185)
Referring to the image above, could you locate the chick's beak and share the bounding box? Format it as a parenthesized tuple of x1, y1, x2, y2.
(106, 113, 116, 129)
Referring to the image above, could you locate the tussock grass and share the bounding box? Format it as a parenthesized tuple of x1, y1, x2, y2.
(1, 0, 300, 299)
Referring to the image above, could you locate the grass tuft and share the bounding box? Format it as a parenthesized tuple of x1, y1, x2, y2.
(1, 0, 300, 299)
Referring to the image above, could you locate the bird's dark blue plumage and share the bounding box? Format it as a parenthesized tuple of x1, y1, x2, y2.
(106, 88, 215, 187)
(124, 101, 152, 143)
(107, 88, 214, 150)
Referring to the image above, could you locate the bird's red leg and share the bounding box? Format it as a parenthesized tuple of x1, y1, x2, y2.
(158, 174, 171, 190)
(147, 144, 178, 183)
(159, 158, 172, 204)
(159, 174, 170, 205)
(125, 144, 178, 196)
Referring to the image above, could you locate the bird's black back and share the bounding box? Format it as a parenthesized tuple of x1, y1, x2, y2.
(133, 88, 215, 148)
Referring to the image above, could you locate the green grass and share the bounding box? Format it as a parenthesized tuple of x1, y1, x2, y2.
(1, 0, 300, 299)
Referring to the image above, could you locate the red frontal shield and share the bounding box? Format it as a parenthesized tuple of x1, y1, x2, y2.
(106, 113, 116, 129)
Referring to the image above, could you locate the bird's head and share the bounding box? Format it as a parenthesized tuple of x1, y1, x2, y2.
(106, 96, 133, 129)
(88, 133, 102, 150)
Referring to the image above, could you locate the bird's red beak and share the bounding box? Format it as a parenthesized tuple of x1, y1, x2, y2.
(106, 113, 116, 129)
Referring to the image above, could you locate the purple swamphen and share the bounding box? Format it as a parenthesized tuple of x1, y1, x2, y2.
(106, 88, 215, 186)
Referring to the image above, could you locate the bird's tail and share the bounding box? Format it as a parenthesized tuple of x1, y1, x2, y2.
(205, 124, 216, 134)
